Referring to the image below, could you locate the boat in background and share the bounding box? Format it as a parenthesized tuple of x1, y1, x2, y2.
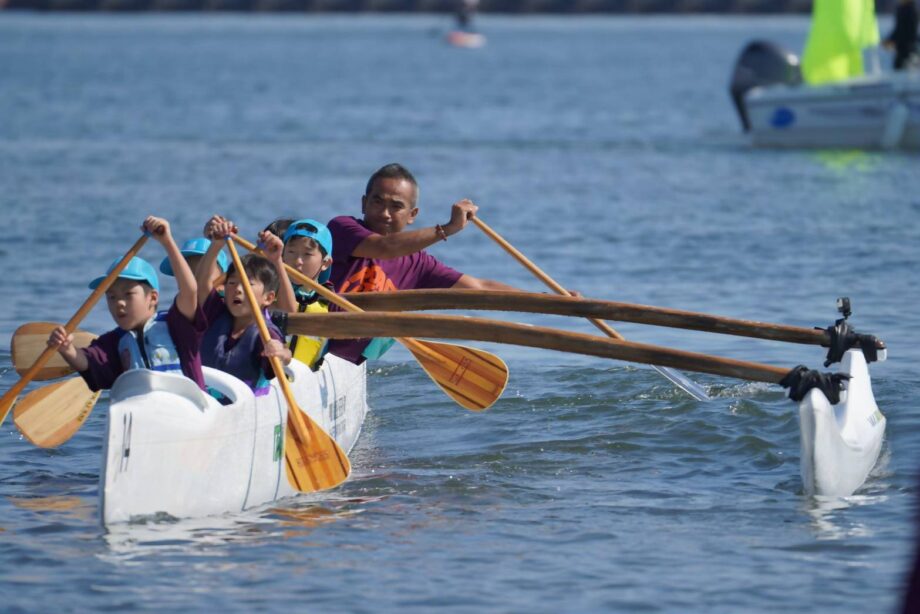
(101, 355, 367, 525)
(446, 30, 486, 49)
(729, 0, 920, 149)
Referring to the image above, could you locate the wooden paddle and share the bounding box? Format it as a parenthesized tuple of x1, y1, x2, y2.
(10, 321, 100, 445)
(14, 377, 101, 448)
(0, 234, 149, 427)
(285, 311, 793, 384)
(12, 322, 98, 380)
(225, 238, 350, 493)
(471, 217, 711, 401)
(342, 289, 885, 349)
(232, 235, 508, 412)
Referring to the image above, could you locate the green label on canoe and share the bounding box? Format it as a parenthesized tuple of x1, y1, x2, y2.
(273, 424, 282, 462)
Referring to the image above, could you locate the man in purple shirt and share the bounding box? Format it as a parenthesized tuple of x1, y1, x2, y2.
(326, 163, 517, 364)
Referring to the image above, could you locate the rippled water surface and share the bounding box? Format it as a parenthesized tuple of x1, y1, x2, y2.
(1, 13, 918, 613)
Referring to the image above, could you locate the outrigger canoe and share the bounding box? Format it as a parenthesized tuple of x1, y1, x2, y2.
(102, 355, 366, 525)
(89, 295, 888, 523)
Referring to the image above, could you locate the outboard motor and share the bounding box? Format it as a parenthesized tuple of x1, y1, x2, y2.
(729, 40, 802, 131)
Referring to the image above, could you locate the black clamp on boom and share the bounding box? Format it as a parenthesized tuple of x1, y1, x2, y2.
(818, 297, 885, 367)
(780, 366, 850, 404)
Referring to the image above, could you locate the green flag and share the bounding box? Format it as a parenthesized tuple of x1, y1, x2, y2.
(802, 0, 880, 84)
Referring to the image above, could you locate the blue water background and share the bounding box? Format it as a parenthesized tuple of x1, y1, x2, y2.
(0, 13, 918, 613)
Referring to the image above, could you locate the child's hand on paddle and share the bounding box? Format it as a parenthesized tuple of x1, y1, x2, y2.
(143, 216, 172, 243)
(258, 230, 284, 264)
(46, 326, 73, 351)
(204, 216, 237, 242)
(46, 325, 88, 371)
(262, 338, 292, 365)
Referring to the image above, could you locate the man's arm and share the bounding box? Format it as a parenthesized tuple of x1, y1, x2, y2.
(353, 226, 448, 260)
(352, 199, 478, 260)
(451, 274, 520, 292)
(453, 274, 581, 296)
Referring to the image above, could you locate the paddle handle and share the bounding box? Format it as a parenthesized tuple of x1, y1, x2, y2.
(0, 234, 148, 425)
(471, 217, 625, 340)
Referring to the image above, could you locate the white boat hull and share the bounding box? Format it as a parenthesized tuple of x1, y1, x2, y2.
(446, 30, 485, 48)
(798, 349, 885, 497)
(101, 355, 367, 525)
(745, 71, 920, 149)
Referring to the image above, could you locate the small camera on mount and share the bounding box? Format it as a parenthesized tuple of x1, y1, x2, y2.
(836, 297, 851, 320)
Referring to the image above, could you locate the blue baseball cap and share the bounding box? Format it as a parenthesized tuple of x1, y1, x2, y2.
(283, 219, 333, 284)
(89, 256, 159, 291)
(159, 237, 229, 277)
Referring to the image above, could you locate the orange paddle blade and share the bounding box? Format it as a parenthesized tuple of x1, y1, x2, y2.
(404, 339, 508, 411)
(283, 410, 352, 492)
(12, 322, 98, 381)
(14, 377, 101, 448)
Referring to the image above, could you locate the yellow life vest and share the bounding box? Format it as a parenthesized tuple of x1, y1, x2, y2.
(289, 299, 327, 369)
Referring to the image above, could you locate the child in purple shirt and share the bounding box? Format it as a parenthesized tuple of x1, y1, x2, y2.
(46, 216, 207, 391)
(197, 216, 292, 394)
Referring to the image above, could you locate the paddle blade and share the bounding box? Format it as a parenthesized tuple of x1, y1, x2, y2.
(13, 377, 101, 448)
(652, 365, 710, 401)
(283, 403, 351, 492)
(12, 322, 97, 381)
(405, 339, 509, 411)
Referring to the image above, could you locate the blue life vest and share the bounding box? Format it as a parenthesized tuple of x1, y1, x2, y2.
(201, 309, 277, 394)
(117, 311, 181, 373)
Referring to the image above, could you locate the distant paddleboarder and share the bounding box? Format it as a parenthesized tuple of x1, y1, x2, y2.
(448, 0, 485, 48)
(455, 0, 479, 33)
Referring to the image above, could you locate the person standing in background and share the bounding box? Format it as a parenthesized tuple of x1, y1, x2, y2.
(884, 0, 919, 69)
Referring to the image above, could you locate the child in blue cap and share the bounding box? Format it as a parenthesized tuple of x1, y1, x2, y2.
(277, 218, 334, 368)
(46, 216, 206, 391)
(196, 215, 292, 395)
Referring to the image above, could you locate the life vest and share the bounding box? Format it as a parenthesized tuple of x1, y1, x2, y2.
(289, 298, 327, 369)
(117, 311, 181, 373)
(201, 309, 275, 395)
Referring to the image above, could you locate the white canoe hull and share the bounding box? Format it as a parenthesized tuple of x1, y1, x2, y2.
(798, 349, 885, 497)
(101, 355, 367, 525)
(745, 71, 920, 149)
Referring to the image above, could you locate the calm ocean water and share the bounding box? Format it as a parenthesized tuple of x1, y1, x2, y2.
(1, 13, 919, 613)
